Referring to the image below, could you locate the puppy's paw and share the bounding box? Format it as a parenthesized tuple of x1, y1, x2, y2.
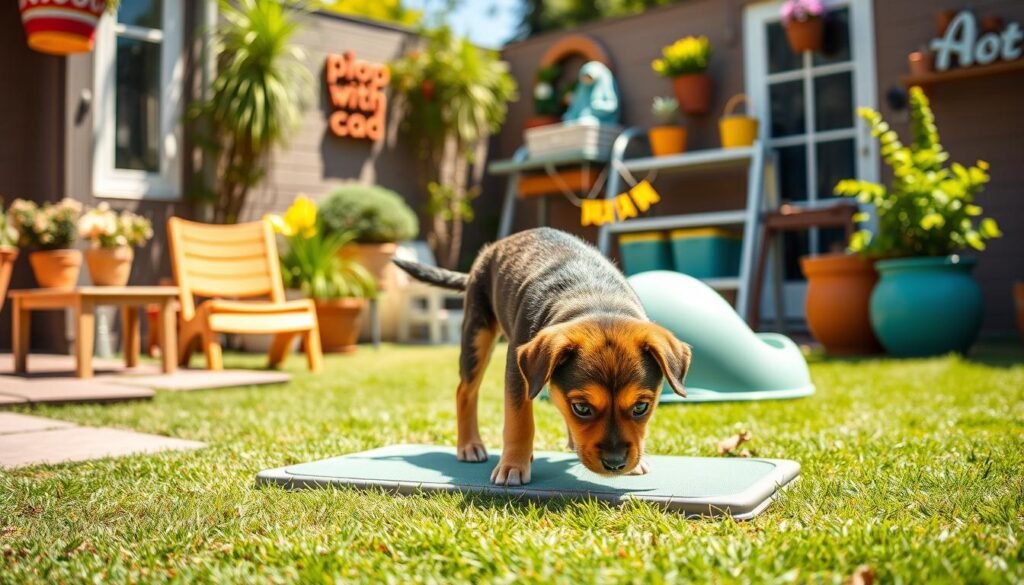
(628, 458, 651, 475)
(490, 458, 531, 486)
(457, 442, 488, 463)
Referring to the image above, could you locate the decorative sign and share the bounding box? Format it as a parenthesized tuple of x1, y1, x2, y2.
(931, 11, 1022, 71)
(581, 180, 662, 227)
(325, 51, 390, 141)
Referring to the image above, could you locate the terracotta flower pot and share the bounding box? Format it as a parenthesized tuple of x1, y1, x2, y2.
(784, 17, 824, 53)
(908, 51, 934, 77)
(85, 246, 134, 286)
(1014, 282, 1024, 344)
(648, 126, 687, 156)
(0, 247, 18, 312)
(315, 298, 366, 353)
(526, 115, 561, 130)
(672, 73, 712, 116)
(339, 242, 398, 290)
(29, 249, 82, 289)
(800, 254, 882, 356)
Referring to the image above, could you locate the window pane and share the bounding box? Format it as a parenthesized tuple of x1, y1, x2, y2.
(818, 227, 848, 254)
(118, 0, 163, 29)
(816, 139, 856, 199)
(115, 37, 161, 172)
(767, 21, 802, 74)
(782, 230, 809, 280)
(775, 145, 808, 202)
(769, 80, 806, 137)
(813, 72, 853, 132)
(813, 8, 851, 65)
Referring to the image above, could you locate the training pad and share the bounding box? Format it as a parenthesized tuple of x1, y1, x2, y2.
(257, 444, 799, 519)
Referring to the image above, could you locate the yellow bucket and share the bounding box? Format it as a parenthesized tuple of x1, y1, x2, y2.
(719, 94, 759, 148)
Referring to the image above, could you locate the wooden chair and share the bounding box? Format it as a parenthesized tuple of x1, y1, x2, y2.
(167, 217, 323, 372)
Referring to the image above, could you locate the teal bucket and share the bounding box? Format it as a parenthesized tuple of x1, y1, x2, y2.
(619, 232, 672, 276)
(870, 256, 983, 357)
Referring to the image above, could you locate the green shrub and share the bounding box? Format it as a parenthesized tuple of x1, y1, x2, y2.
(320, 185, 418, 243)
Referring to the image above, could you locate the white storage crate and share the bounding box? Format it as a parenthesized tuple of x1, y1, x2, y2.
(524, 122, 622, 160)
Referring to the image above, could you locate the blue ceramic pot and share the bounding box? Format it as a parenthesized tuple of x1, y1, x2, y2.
(870, 256, 982, 357)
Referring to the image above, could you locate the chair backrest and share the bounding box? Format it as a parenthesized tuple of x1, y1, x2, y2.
(167, 217, 285, 320)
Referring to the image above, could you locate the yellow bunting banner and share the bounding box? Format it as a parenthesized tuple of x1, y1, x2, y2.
(615, 193, 639, 220)
(579, 180, 663, 226)
(580, 198, 616, 226)
(629, 180, 661, 212)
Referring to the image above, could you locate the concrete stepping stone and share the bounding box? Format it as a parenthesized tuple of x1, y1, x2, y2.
(0, 376, 154, 407)
(0, 353, 161, 378)
(0, 412, 75, 435)
(107, 369, 291, 391)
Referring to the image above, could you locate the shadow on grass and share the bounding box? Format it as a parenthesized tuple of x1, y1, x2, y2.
(802, 340, 1024, 368)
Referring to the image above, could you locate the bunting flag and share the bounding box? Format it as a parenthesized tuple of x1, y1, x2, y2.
(579, 180, 663, 226)
(628, 180, 661, 212)
(581, 199, 616, 226)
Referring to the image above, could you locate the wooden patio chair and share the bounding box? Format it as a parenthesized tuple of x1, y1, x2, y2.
(167, 217, 323, 372)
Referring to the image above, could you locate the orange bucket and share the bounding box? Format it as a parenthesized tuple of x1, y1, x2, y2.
(719, 94, 759, 148)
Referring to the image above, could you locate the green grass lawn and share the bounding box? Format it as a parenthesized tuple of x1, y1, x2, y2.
(2, 343, 1023, 583)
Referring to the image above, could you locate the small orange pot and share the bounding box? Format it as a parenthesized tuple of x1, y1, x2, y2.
(784, 17, 823, 53)
(85, 246, 134, 286)
(315, 298, 366, 353)
(339, 242, 397, 291)
(1014, 282, 1024, 343)
(0, 247, 18, 312)
(672, 73, 711, 116)
(29, 249, 82, 289)
(801, 254, 882, 356)
(525, 115, 561, 129)
(648, 126, 687, 156)
(908, 51, 934, 77)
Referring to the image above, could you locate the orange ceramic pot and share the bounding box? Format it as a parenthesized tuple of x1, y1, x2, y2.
(315, 298, 366, 353)
(0, 247, 17, 311)
(1014, 282, 1024, 343)
(339, 242, 397, 290)
(672, 73, 711, 116)
(29, 249, 82, 289)
(784, 17, 823, 53)
(801, 254, 882, 356)
(85, 246, 134, 286)
(525, 115, 561, 129)
(908, 51, 934, 77)
(648, 126, 687, 156)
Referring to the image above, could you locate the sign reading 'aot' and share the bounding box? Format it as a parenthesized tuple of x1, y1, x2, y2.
(325, 52, 390, 141)
(931, 11, 1022, 72)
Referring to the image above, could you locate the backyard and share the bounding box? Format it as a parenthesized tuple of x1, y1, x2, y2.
(2, 345, 1022, 583)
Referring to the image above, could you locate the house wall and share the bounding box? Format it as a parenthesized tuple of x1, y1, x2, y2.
(488, 0, 1024, 334)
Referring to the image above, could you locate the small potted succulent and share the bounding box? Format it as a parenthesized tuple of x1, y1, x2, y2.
(8, 198, 83, 289)
(320, 185, 419, 290)
(648, 97, 687, 156)
(0, 204, 19, 309)
(528, 65, 563, 129)
(652, 36, 712, 116)
(269, 195, 377, 353)
(78, 202, 153, 286)
(781, 0, 825, 53)
(835, 87, 1001, 357)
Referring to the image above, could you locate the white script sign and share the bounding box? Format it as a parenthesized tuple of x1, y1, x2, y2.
(931, 11, 1022, 71)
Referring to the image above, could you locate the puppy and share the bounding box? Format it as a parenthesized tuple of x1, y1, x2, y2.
(394, 227, 690, 486)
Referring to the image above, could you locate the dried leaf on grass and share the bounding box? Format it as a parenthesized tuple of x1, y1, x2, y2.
(717, 430, 752, 455)
(846, 565, 875, 585)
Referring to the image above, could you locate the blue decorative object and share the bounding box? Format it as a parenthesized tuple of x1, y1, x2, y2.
(562, 61, 621, 125)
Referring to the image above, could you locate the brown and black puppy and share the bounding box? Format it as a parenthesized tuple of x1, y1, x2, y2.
(394, 227, 691, 486)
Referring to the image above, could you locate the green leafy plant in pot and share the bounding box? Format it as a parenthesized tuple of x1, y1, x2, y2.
(834, 87, 1001, 357)
(648, 97, 687, 157)
(0, 202, 19, 310)
(269, 195, 377, 353)
(319, 185, 418, 290)
(8, 198, 83, 289)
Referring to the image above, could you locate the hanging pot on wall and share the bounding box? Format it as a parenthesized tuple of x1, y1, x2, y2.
(784, 17, 824, 53)
(671, 73, 711, 116)
(19, 0, 107, 56)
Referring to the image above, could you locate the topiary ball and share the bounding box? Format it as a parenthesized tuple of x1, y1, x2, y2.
(319, 185, 419, 244)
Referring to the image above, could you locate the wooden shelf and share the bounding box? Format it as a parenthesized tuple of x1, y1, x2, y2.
(902, 58, 1024, 86)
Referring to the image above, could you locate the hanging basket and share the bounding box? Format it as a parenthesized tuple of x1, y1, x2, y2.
(719, 94, 759, 149)
(19, 0, 107, 56)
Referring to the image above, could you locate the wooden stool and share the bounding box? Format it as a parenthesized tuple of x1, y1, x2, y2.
(748, 203, 858, 330)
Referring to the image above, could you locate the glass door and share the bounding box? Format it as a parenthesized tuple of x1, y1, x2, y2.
(744, 0, 878, 321)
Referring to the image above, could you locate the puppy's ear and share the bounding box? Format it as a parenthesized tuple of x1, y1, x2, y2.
(644, 324, 692, 398)
(516, 327, 574, 400)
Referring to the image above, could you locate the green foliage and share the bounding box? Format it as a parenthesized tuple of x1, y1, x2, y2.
(835, 87, 1001, 257)
(279, 223, 376, 299)
(7, 198, 82, 250)
(319, 185, 419, 243)
(532, 65, 563, 117)
(189, 0, 311, 223)
(517, 0, 680, 38)
(651, 96, 680, 125)
(318, 0, 421, 26)
(426, 182, 476, 223)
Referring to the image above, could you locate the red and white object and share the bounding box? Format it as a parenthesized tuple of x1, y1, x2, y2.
(19, 0, 107, 56)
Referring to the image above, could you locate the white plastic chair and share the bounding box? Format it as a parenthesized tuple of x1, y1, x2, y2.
(394, 242, 464, 344)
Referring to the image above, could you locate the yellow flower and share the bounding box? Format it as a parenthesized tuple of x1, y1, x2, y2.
(284, 195, 318, 238)
(265, 213, 291, 236)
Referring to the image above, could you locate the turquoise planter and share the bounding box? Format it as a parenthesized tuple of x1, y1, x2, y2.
(870, 256, 982, 357)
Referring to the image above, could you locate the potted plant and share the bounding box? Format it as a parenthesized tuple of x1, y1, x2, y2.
(8, 198, 83, 289)
(269, 195, 377, 353)
(800, 246, 882, 357)
(648, 97, 686, 157)
(319, 185, 419, 289)
(652, 36, 712, 116)
(19, 0, 107, 56)
(834, 87, 1001, 357)
(781, 0, 825, 53)
(907, 49, 934, 77)
(528, 65, 563, 129)
(0, 205, 19, 310)
(78, 203, 153, 286)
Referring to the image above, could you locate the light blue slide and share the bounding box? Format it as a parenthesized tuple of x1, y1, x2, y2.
(628, 271, 815, 403)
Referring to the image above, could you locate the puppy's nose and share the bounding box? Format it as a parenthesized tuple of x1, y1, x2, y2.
(600, 450, 628, 472)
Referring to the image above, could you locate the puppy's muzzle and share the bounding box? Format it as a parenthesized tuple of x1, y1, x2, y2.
(599, 447, 629, 472)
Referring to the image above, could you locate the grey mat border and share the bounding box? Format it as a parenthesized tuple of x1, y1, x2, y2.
(256, 449, 800, 520)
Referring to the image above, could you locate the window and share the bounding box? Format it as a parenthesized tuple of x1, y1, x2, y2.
(93, 0, 184, 200)
(744, 0, 878, 319)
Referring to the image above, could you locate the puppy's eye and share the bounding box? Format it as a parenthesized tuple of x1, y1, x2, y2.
(632, 402, 651, 418)
(570, 402, 594, 418)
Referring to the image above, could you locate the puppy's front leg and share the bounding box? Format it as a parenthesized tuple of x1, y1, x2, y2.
(491, 356, 534, 486)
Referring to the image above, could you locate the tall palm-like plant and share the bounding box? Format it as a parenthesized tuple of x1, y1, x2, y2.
(390, 26, 517, 269)
(191, 0, 311, 223)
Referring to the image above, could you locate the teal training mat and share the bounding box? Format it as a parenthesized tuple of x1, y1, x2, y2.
(256, 444, 800, 520)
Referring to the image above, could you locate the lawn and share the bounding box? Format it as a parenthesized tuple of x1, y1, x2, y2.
(2, 343, 1023, 583)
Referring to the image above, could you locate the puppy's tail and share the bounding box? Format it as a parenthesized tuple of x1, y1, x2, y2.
(392, 259, 469, 291)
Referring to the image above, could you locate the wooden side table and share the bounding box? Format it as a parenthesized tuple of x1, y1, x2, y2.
(9, 286, 179, 378)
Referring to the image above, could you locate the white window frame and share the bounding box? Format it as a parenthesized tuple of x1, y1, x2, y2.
(93, 1, 185, 201)
(743, 0, 878, 321)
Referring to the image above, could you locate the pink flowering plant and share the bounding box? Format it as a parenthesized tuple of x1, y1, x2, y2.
(781, 0, 824, 23)
(8, 198, 82, 250)
(78, 202, 153, 249)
